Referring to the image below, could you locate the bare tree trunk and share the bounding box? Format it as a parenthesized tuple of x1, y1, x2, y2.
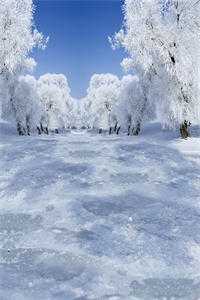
(114, 122, 118, 133)
(127, 125, 131, 136)
(40, 123, 49, 135)
(180, 120, 191, 139)
(26, 116, 30, 136)
(45, 127, 49, 135)
(99, 128, 102, 134)
(26, 125, 30, 136)
(133, 122, 141, 136)
(116, 127, 121, 135)
(109, 127, 112, 135)
(37, 126, 42, 135)
(40, 122, 44, 133)
(17, 122, 25, 136)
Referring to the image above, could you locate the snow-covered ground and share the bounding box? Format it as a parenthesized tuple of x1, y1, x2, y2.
(1, 121, 200, 300)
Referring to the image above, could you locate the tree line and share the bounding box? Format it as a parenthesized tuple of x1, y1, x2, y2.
(1, 0, 200, 139)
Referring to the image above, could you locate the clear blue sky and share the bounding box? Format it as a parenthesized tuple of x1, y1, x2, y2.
(32, 0, 125, 98)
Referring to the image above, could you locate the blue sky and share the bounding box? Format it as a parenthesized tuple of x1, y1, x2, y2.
(32, 0, 125, 98)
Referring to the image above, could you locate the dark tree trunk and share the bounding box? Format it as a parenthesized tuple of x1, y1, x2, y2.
(180, 120, 191, 139)
(17, 122, 25, 136)
(109, 127, 112, 135)
(127, 125, 131, 136)
(40, 123, 44, 133)
(133, 122, 141, 136)
(26, 126, 30, 136)
(116, 127, 121, 135)
(99, 128, 102, 134)
(37, 126, 42, 135)
(26, 116, 30, 136)
(114, 122, 118, 133)
(45, 127, 49, 135)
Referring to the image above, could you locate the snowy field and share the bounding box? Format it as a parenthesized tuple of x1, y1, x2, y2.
(1, 121, 200, 300)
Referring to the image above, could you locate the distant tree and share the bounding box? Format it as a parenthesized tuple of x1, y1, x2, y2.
(86, 73, 121, 133)
(37, 74, 73, 132)
(75, 98, 90, 129)
(116, 75, 154, 135)
(13, 75, 41, 135)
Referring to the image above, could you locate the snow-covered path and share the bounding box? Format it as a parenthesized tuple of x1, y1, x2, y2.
(1, 124, 200, 300)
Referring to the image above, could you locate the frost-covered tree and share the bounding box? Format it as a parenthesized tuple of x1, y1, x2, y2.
(111, 1, 159, 134)
(0, 0, 44, 75)
(66, 97, 76, 129)
(86, 73, 121, 133)
(112, 0, 200, 137)
(155, 0, 200, 137)
(0, 0, 46, 133)
(12, 75, 41, 135)
(77, 97, 92, 129)
(37, 74, 73, 133)
(116, 75, 153, 135)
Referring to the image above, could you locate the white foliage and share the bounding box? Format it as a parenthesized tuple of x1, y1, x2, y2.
(113, 0, 200, 129)
(116, 76, 142, 130)
(86, 73, 121, 130)
(0, 0, 47, 131)
(79, 73, 154, 134)
(37, 73, 73, 130)
(78, 97, 93, 129)
(13, 75, 41, 131)
(0, 0, 46, 75)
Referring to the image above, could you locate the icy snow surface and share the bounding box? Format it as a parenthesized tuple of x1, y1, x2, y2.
(1, 122, 200, 299)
